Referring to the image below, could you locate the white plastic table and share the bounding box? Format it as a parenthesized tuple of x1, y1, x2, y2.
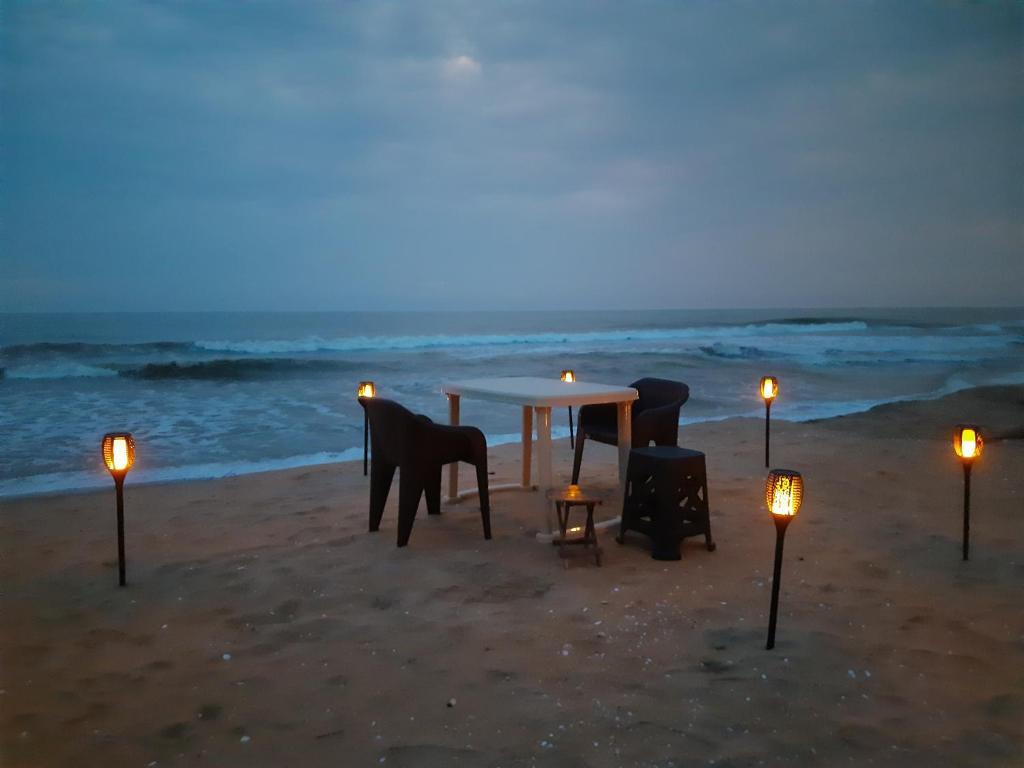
(441, 376, 638, 531)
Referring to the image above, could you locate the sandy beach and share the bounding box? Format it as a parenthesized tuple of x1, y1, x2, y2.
(1, 385, 1022, 767)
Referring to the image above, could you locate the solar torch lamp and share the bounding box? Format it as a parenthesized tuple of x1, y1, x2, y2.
(560, 370, 576, 449)
(357, 381, 376, 476)
(764, 468, 803, 650)
(952, 425, 983, 561)
(759, 376, 779, 468)
(101, 432, 136, 587)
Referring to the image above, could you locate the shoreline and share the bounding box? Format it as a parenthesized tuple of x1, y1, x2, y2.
(3, 384, 1021, 501)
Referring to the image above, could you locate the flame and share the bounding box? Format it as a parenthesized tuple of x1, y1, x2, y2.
(561, 370, 576, 383)
(761, 378, 776, 400)
(111, 437, 130, 472)
(770, 476, 795, 516)
(358, 381, 376, 398)
(566, 484, 581, 497)
(960, 428, 977, 459)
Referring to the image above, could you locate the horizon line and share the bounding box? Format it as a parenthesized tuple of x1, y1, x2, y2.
(2, 304, 1023, 316)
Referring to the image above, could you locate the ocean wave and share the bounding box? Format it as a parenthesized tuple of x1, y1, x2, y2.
(3, 318, 1019, 380)
(3, 362, 120, 379)
(0, 448, 366, 498)
(769, 316, 871, 326)
(120, 358, 360, 380)
(194, 321, 873, 355)
(698, 344, 776, 360)
(0, 356, 362, 381)
(0, 341, 193, 360)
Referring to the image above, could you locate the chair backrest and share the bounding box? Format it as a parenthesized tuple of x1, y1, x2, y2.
(629, 378, 690, 414)
(359, 397, 420, 464)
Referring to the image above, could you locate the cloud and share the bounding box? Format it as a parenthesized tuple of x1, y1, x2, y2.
(442, 54, 481, 81)
(2, 1, 1021, 310)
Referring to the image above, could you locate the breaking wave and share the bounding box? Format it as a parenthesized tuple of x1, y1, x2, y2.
(121, 358, 360, 380)
(193, 321, 872, 355)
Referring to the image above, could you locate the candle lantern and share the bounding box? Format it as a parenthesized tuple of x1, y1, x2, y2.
(560, 370, 576, 449)
(952, 425, 983, 561)
(101, 432, 136, 586)
(759, 376, 778, 468)
(764, 468, 802, 650)
(357, 381, 376, 476)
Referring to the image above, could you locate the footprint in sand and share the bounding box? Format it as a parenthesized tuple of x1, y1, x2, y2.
(855, 560, 890, 579)
(159, 721, 190, 741)
(485, 669, 517, 683)
(196, 704, 222, 721)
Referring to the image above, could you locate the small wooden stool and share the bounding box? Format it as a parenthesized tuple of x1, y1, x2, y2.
(547, 485, 603, 566)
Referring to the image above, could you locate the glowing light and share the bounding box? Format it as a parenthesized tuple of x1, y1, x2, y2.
(560, 370, 576, 383)
(760, 376, 778, 401)
(358, 381, 376, 398)
(953, 425, 982, 460)
(566, 484, 581, 498)
(961, 429, 977, 457)
(765, 470, 803, 518)
(112, 438, 128, 471)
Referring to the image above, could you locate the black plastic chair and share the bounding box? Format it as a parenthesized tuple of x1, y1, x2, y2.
(359, 397, 491, 547)
(571, 378, 690, 484)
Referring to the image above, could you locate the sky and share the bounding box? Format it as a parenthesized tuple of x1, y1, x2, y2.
(2, 1, 1022, 312)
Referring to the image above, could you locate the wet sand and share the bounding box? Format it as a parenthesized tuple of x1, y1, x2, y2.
(1, 386, 1022, 767)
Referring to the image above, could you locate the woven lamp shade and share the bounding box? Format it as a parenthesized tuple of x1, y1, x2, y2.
(765, 469, 803, 517)
(102, 433, 136, 474)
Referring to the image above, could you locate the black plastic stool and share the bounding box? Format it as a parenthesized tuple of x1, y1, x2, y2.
(618, 446, 716, 560)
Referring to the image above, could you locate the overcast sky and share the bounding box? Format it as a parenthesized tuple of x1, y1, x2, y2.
(3, 1, 1021, 312)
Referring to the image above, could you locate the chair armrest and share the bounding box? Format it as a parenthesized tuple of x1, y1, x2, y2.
(578, 402, 618, 432)
(416, 421, 487, 465)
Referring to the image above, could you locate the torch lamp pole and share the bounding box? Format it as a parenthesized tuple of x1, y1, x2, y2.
(766, 514, 791, 650)
(567, 406, 575, 449)
(764, 400, 772, 468)
(114, 473, 127, 587)
(961, 462, 971, 561)
(363, 410, 369, 477)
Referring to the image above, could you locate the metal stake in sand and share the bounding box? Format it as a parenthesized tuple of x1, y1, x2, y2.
(560, 370, 576, 449)
(952, 425, 983, 561)
(759, 376, 778, 468)
(764, 468, 803, 650)
(357, 381, 376, 476)
(101, 432, 136, 587)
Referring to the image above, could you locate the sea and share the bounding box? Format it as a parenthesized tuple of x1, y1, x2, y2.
(2, 308, 1022, 498)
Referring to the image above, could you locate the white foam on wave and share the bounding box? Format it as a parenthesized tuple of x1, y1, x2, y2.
(195, 321, 872, 356)
(3, 362, 118, 380)
(4, 367, 1022, 500)
(0, 428, 582, 498)
(0, 448, 364, 499)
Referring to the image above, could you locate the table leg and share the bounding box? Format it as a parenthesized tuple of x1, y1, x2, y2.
(521, 405, 533, 488)
(535, 406, 554, 531)
(447, 394, 460, 501)
(586, 502, 600, 565)
(556, 501, 567, 559)
(616, 401, 632, 500)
